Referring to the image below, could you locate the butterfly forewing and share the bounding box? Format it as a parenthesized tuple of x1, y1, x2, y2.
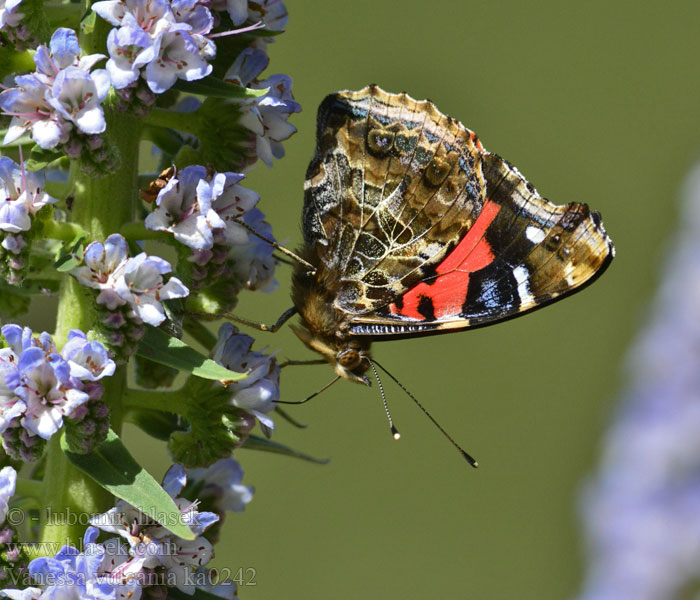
(302, 86, 489, 315)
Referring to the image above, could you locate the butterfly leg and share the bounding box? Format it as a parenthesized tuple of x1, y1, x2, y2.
(187, 306, 298, 333)
(279, 358, 327, 368)
(274, 406, 308, 429)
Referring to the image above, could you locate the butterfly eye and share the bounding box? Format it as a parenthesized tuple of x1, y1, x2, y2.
(336, 348, 361, 369)
(367, 129, 395, 156)
(425, 157, 451, 186)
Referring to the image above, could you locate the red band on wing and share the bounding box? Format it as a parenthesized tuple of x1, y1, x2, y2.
(389, 199, 501, 320)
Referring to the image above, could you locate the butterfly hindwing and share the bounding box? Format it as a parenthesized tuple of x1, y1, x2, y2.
(348, 150, 614, 336)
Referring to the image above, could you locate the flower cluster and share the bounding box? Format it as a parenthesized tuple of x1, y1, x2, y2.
(0, 461, 248, 598)
(144, 165, 277, 299)
(166, 323, 280, 467)
(225, 47, 301, 168)
(72, 233, 188, 355)
(93, 0, 217, 100)
(0, 28, 110, 154)
(0, 157, 57, 284)
(576, 164, 700, 600)
(0, 1, 299, 597)
(213, 323, 279, 433)
(0, 326, 115, 461)
(90, 464, 219, 594)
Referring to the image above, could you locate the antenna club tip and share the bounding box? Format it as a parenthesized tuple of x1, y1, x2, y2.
(391, 426, 401, 440)
(461, 450, 479, 468)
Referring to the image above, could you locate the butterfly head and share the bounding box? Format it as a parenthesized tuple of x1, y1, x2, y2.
(290, 324, 371, 385)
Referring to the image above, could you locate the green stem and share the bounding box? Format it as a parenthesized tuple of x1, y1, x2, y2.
(120, 221, 171, 243)
(144, 108, 199, 135)
(39, 2, 141, 549)
(14, 478, 43, 500)
(42, 220, 87, 242)
(39, 435, 111, 549)
(44, 180, 73, 201)
(123, 388, 191, 415)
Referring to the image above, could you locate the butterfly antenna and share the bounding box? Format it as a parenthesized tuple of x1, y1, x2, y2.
(366, 358, 400, 441)
(232, 217, 316, 274)
(372, 358, 478, 468)
(275, 375, 341, 405)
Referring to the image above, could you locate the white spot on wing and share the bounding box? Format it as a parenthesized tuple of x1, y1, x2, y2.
(526, 226, 546, 244)
(513, 265, 531, 302)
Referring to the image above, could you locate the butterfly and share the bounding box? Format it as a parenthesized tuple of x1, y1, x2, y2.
(287, 85, 614, 387)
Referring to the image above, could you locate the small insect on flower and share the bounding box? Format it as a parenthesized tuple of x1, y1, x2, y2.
(228, 86, 615, 465)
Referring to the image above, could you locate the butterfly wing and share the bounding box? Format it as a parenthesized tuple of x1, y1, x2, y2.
(347, 151, 615, 337)
(301, 86, 614, 339)
(303, 85, 488, 314)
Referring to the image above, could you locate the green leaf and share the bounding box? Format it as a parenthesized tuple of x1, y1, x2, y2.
(61, 429, 196, 540)
(243, 435, 330, 465)
(128, 408, 185, 441)
(137, 327, 246, 383)
(54, 234, 87, 272)
(80, 10, 97, 34)
(173, 77, 268, 99)
(25, 145, 64, 171)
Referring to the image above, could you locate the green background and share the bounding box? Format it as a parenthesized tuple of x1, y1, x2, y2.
(30, 1, 700, 598)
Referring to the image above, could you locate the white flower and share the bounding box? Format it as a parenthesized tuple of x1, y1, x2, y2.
(212, 323, 279, 429)
(0, 0, 24, 29)
(0, 157, 57, 233)
(113, 252, 189, 326)
(187, 457, 254, 514)
(0, 466, 17, 524)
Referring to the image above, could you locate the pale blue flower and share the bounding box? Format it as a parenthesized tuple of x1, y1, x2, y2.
(0, 74, 70, 149)
(91, 464, 219, 594)
(225, 47, 300, 167)
(26, 541, 115, 599)
(114, 252, 189, 326)
(0, 466, 17, 525)
(93, 0, 216, 95)
(14, 346, 89, 439)
(73, 234, 188, 326)
(171, 0, 213, 34)
(187, 457, 254, 514)
(47, 66, 111, 135)
(0, 0, 24, 30)
(229, 207, 277, 292)
(146, 166, 262, 251)
(61, 330, 116, 382)
(144, 27, 213, 94)
(221, 0, 287, 31)
(91, 0, 175, 31)
(0, 28, 109, 149)
(576, 163, 700, 600)
(73, 234, 130, 310)
(0, 325, 114, 443)
(104, 17, 157, 89)
(0, 157, 57, 233)
(145, 165, 226, 250)
(212, 323, 279, 430)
